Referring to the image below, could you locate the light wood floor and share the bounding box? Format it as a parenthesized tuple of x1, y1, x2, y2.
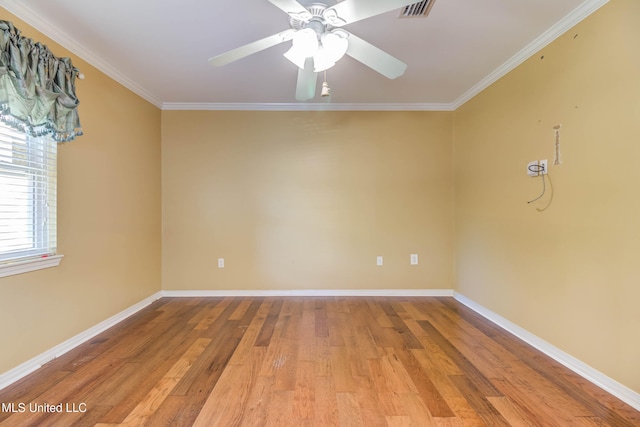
(0, 297, 638, 426)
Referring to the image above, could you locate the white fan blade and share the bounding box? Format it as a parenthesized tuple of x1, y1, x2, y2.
(268, 0, 312, 21)
(324, 0, 419, 26)
(209, 30, 295, 67)
(295, 57, 317, 101)
(345, 32, 407, 79)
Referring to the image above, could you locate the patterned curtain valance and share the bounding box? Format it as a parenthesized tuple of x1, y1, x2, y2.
(0, 20, 82, 143)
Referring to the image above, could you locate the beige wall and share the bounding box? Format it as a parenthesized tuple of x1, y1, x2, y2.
(454, 0, 640, 393)
(3, 0, 639, 399)
(162, 111, 454, 291)
(0, 11, 162, 374)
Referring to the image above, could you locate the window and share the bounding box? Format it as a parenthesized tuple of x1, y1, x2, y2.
(0, 122, 58, 265)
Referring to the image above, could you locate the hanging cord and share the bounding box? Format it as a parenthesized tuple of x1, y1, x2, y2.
(526, 164, 554, 211)
(527, 172, 546, 203)
(535, 173, 553, 211)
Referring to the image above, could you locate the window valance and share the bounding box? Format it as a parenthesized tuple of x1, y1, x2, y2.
(0, 20, 82, 143)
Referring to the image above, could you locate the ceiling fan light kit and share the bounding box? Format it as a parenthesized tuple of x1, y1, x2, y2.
(208, 0, 421, 101)
(283, 28, 319, 69)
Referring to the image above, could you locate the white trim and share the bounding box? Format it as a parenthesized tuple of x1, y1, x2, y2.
(0, 0, 163, 108)
(161, 102, 455, 112)
(0, 291, 163, 391)
(454, 292, 640, 412)
(0, 0, 607, 112)
(0, 255, 63, 279)
(161, 289, 454, 297)
(451, 0, 609, 109)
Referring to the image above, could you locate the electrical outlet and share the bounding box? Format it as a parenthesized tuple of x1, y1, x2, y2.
(527, 160, 539, 177)
(539, 159, 548, 175)
(410, 254, 419, 265)
(376, 256, 383, 266)
(217, 258, 224, 268)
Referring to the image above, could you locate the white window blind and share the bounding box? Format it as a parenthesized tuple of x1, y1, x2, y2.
(0, 122, 57, 263)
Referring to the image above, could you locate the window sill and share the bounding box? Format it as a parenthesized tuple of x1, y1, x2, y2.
(0, 255, 64, 279)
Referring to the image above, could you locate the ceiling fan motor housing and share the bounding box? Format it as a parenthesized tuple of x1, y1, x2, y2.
(289, 3, 335, 34)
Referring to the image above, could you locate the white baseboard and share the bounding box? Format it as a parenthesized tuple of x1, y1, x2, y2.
(161, 289, 455, 297)
(454, 292, 640, 411)
(0, 291, 163, 391)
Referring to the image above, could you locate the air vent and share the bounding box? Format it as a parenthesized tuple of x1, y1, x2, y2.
(399, 0, 436, 18)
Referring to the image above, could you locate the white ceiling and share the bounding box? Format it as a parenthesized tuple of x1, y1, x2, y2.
(0, 0, 607, 109)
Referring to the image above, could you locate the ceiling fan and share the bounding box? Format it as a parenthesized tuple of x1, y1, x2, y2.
(208, 0, 420, 101)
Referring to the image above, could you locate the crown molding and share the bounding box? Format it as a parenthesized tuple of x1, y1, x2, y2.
(161, 102, 455, 111)
(0, 0, 163, 108)
(0, 0, 608, 112)
(451, 0, 609, 109)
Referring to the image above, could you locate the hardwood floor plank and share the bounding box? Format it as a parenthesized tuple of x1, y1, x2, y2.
(315, 337, 332, 377)
(335, 392, 364, 427)
(403, 318, 463, 376)
(330, 346, 358, 393)
(377, 300, 424, 350)
(115, 376, 180, 427)
(386, 415, 413, 427)
(448, 375, 510, 426)
(280, 297, 304, 339)
(367, 358, 406, 417)
(240, 373, 274, 427)
(194, 344, 266, 427)
(574, 416, 610, 426)
(142, 395, 199, 427)
(254, 298, 284, 347)
(68, 404, 113, 427)
(326, 298, 348, 347)
(298, 303, 317, 362)
(438, 298, 640, 426)
(192, 298, 231, 330)
(292, 360, 316, 423)
(229, 298, 254, 320)
(263, 390, 294, 427)
(314, 375, 340, 426)
(228, 300, 272, 366)
(170, 332, 240, 399)
(186, 298, 222, 324)
(399, 392, 437, 425)
(411, 348, 463, 398)
(490, 377, 566, 427)
(487, 396, 544, 427)
(93, 329, 201, 422)
(199, 298, 243, 339)
(366, 298, 395, 328)
(417, 320, 503, 398)
(273, 338, 299, 392)
(232, 298, 265, 340)
(442, 395, 486, 427)
(102, 337, 211, 426)
(0, 297, 637, 426)
(399, 301, 430, 321)
(165, 338, 212, 378)
(353, 300, 404, 348)
(353, 375, 388, 427)
(0, 370, 69, 421)
(387, 346, 455, 417)
(315, 302, 330, 338)
(377, 347, 419, 394)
